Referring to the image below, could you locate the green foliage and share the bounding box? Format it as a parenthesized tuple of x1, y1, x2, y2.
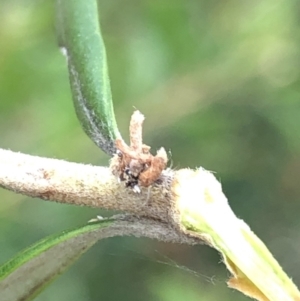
(56, 0, 121, 156)
(0, 220, 113, 301)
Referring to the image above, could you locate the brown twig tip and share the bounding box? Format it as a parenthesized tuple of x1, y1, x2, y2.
(130, 110, 145, 152)
(110, 111, 168, 191)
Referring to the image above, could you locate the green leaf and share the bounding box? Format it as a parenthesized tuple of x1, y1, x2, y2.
(56, 0, 121, 156)
(0, 219, 113, 301)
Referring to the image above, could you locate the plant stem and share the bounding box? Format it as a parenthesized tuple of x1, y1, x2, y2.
(0, 148, 173, 222)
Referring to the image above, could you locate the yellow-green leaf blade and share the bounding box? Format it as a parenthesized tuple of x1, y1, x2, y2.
(0, 220, 112, 301)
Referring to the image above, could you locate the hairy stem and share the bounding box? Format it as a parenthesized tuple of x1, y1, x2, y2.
(0, 148, 173, 222)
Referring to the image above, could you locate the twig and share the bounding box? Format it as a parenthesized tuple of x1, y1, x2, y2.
(0, 148, 173, 222)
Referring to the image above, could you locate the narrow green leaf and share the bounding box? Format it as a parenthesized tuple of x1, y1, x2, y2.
(0, 219, 113, 301)
(56, 0, 121, 156)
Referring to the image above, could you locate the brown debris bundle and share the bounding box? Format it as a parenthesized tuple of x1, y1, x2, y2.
(110, 111, 168, 192)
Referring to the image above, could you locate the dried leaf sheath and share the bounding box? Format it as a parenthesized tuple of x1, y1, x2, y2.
(111, 111, 168, 190)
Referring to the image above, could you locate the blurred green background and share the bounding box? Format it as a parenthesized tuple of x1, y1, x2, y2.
(1, 0, 300, 300)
